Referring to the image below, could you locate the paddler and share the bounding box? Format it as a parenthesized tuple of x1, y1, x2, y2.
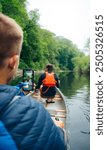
(36, 64, 60, 103)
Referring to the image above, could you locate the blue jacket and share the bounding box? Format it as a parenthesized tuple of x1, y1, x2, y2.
(0, 85, 65, 150)
(0, 121, 17, 150)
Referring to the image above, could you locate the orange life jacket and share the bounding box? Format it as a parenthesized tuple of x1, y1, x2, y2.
(42, 72, 57, 86)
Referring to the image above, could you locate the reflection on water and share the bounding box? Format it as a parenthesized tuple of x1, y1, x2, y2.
(11, 72, 90, 150)
(59, 72, 90, 150)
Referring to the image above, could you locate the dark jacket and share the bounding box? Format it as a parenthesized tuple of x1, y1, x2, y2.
(0, 85, 65, 150)
(0, 121, 17, 150)
(36, 73, 60, 97)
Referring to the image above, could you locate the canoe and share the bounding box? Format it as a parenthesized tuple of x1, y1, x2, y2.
(21, 68, 67, 127)
(30, 88, 67, 129)
(22, 87, 67, 148)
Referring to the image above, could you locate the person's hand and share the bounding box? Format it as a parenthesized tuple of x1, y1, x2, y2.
(53, 118, 64, 128)
(17, 82, 28, 89)
(35, 89, 39, 93)
(33, 83, 36, 90)
(34, 89, 39, 95)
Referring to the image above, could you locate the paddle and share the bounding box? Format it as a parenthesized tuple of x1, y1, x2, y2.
(47, 109, 66, 113)
(51, 114, 66, 118)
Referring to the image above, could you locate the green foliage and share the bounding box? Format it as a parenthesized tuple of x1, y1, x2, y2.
(73, 55, 90, 75)
(0, 0, 90, 74)
(19, 59, 29, 69)
(1, 0, 28, 28)
(10, 76, 22, 85)
(0, 2, 2, 12)
(56, 37, 78, 70)
(39, 29, 59, 66)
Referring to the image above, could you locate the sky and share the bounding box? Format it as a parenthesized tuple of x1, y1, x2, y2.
(27, 0, 90, 50)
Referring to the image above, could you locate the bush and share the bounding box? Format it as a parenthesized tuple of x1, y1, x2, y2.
(19, 59, 29, 69)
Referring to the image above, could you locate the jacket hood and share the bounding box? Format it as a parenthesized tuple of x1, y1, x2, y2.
(0, 85, 18, 115)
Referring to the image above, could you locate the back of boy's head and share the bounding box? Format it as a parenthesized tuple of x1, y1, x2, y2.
(0, 13, 23, 67)
(46, 64, 54, 73)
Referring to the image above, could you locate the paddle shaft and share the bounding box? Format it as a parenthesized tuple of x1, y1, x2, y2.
(51, 114, 66, 118)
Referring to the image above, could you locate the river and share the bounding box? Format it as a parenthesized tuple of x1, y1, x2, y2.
(59, 72, 90, 150)
(11, 71, 90, 150)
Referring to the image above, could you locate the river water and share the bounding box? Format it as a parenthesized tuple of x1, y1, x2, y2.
(59, 72, 90, 150)
(11, 72, 90, 150)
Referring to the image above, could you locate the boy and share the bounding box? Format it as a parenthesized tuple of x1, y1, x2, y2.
(0, 13, 66, 150)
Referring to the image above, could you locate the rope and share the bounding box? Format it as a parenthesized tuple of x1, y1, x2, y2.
(40, 86, 50, 94)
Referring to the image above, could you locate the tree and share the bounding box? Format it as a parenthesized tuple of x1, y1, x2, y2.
(0, 0, 90, 73)
(0, 2, 2, 12)
(56, 37, 79, 70)
(1, 0, 28, 28)
(73, 54, 90, 75)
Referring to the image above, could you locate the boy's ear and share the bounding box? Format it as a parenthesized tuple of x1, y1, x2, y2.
(8, 55, 19, 69)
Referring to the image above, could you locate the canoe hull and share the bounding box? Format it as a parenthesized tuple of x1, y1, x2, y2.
(32, 88, 66, 129)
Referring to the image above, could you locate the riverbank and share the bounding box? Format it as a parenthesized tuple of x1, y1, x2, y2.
(16, 69, 44, 77)
(16, 69, 72, 77)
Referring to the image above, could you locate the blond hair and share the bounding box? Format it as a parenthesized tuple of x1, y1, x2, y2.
(0, 13, 23, 67)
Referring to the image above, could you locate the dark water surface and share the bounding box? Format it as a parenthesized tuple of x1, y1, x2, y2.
(59, 72, 90, 150)
(11, 72, 90, 150)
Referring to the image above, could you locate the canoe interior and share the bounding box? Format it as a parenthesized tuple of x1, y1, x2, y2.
(32, 90, 66, 129)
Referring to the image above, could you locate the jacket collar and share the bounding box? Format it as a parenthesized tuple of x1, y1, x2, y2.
(0, 85, 18, 115)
